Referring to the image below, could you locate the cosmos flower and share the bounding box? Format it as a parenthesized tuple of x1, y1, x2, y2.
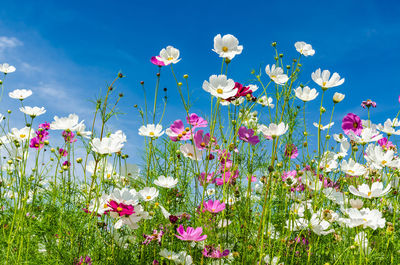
(166, 120, 192, 141)
(313, 122, 334, 131)
(139, 187, 159, 202)
(175, 225, 207, 242)
(284, 144, 298, 159)
(212, 34, 243, 60)
(265, 64, 289, 85)
(311, 68, 344, 89)
(91, 130, 127, 154)
(340, 159, 366, 176)
(258, 122, 288, 138)
(156, 46, 181, 65)
(295, 41, 315, 56)
(294, 86, 319, 102)
(19, 106, 46, 117)
(203, 200, 226, 213)
(50, 114, 83, 131)
(9, 127, 35, 142)
(238, 126, 259, 145)
(150, 56, 165, 66)
(186, 113, 208, 128)
(339, 208, 385, 230)
(202, 75, 237, 99)
(9, 89, 32, 100)
(180, 143, 203, 160)
(0, 63, 16, 74)
(154, 175, 178, 189)
(342, 113, 363, 136)
(257, 96, 275, 108)
(364, 144, 399, 169)
(138, 124, 164, 138)
(377, 119, 400, 135)
(361, 99, 377, 109)
(349, 182, 391, 199)
(107, 200, 135, 217)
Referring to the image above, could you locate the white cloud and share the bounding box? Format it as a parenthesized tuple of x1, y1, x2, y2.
(0, 36, 22, 49)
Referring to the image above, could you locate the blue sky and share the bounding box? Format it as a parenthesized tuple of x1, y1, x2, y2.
(1, 0, 400, 159)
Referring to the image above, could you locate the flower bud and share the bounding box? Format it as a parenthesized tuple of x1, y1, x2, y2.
(271, 42, 277, 47)
(320, 107, 326, 113)
(178, 82, 182, 86)
(76, 157, 82, 163)
(333, 92, 345, 104)
(183, 74, 188, 79)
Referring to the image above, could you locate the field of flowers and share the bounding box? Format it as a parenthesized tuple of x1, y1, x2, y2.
(1, 34, 400, 264)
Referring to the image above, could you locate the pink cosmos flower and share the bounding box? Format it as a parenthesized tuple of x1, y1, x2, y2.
(150, 56, 165, 66)
(58, 148, 68, 157)
(107, 200, 135, 217)
(194, 130, 212, 150)
(75, 256, 92, 265)
(30, 137, 43, 149)
(342, 113, 363, 136)
(247, 175, 257, 182)
(39, 122, 50, 130)
(203, 200, 226, 213)
(361, 99, 377, 109)
(215, 170, 238, 186)
(186, 113, 208, 128)
(202, 245, 230, 258)
(378, 137, 396, 150)
(36, 129, 49, 141)
(238, 126, 260, 145)
(175, 225, 207, 242)
(166, 120, 192, 141)
(198, 172, 215, 186)
(284, 143, 298, 159)
(142, 228, 164, 245)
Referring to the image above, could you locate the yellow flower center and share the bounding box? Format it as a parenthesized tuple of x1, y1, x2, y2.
(348, 170, 354, 174)
(167, 57, 174, 61)
(149, 132, 154, 136)
(167, 255, 172, 259)
(222, 46, 228, 52)
(188, 152, 193, 157)
(382, 160, 387, 165)
(103, 203, 108, 208)
(322, 81, 327, 87)
(107, 173, 111, 179)
(146, 195, 151, 200)
(20, 134, 26, 138)
(117, 207, 123, 212)
(217, 88, 223, 94)
(367, 191, 371, 197)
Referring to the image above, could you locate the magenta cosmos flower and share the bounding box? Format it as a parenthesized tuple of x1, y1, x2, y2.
(194, 130, 212, 150)
(203, 199, 226, 213)
(175, 225, 207, 242)
(342, 113, 363, 136)
(166, 120, 192, 141)
(226, 82, 254, 102)
(107, 200, 135, 217)
(202, 245, 230, 258)
(238, 126, 259, 145)
(284, 143, 298, 159)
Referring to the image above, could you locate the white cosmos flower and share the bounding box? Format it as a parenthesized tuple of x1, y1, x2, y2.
(264, 255, 283, 265)
(309, 213, 335, 235)
(301, 171, 323, 191)
(335, 140, 350, 159)
(258, 122, 288, 138)
(212, 34, 243, 60)
(339, 208, 385, 230)
(180, 143, 203, 160)
(19, 106, 46, 117)
(138, 124, 164, 138)
(265, 64, 289, 85)
(311, 68, 345, 89)
(50, 114, 81, 130)
(347, 127, 383, 145)
(333, 133, 347, 143)
(160, 249, 180, 261)
(295, 41, 315, 56)
(91, 130, 127, 154)
(9, 127, 35, 142)
(9, 89, 32, 100)
(319, 152, 338, 172)
(74, 122, 92, 138)
(109, 188, 140, 205)
(154, 175, 178, 189)
(364, 144, 398, 169)
(257, 96, 275, 108)
(294, 86, 319, 102)
(313, 122, 334, 131)
(341, 159, 366, 176)
(156, 46, 181, 65)
(139, 187, 159, 202)
(386, 118, 400, 127)
(323, 187, 346, 206)
(348, 182, 391, 199)
(0, 63, 16, 73)
(202, 74, 236, 99)
(362, 119, 378, 131)
(87, 160, 115, 178)
(114, 204, 150, 230)
(377, 119, 400, 135)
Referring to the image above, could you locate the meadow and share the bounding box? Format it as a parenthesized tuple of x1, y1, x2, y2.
(0, 34, 399, 264)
